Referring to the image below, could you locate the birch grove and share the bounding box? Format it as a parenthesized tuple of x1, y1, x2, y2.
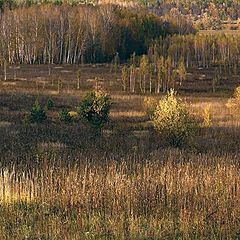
(0, 4, 169, 65)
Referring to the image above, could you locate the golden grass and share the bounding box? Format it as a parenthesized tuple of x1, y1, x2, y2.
(199, 30, 240, 35)
(1, 64, 240, 239)
(110, 110, 146, 118)
(0, 152, 240, 239)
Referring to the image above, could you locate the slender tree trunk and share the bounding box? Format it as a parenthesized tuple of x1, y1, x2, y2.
(4, 60, 7, 81)
(13, 65, 16, 80)
(149, 75, 152, 93)
(143, 74, 146, 93)
(139, 74, 143, 93)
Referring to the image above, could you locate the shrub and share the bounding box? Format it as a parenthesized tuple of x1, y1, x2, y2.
(121, 66, 129, 91)
(59, 108, 73, 124)
(46, 99, 54, 110)
(79, 91, 112, 129)
(30, 102, 47, 123)
(226, 86, 240, 115)
(202, 105, 212, 127)
(143, 96, 158, 119)
(152, 89, 198, 147)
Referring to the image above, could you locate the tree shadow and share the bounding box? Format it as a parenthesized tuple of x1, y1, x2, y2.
(195, 125, 240, 156)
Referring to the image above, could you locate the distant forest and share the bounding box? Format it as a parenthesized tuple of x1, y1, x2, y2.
(0, 0, 239, 31)
(0, 0, 238, 65)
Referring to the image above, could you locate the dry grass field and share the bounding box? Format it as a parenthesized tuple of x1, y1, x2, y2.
(1, 64, 240, 239)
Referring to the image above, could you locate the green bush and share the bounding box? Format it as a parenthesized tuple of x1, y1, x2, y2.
(30, 102, 47, 124)
(79, 91, 112, 129)
(152, 89, 198, 147)
(46, 98, 54, 110)
(59, 108, 73, 124)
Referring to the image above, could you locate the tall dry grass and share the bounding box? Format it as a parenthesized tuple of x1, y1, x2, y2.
(0, 150, 240, 239)
(1, 66, 240, 239)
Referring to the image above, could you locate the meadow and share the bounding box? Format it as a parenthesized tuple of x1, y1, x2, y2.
(0, 63, 240, 239)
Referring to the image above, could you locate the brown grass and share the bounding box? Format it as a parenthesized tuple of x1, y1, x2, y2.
(0, 64, 240, 239)
(0, 152, 240, 239)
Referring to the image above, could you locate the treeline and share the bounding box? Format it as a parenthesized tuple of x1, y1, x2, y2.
(120, 33, 240, 94)
(150, 34, 240, 71)
(146, 0, 240, 30)
(1, 0, 237, 31)
(141, 0, 237, 8)
(121, 53, 187, 94)
(0, 4, 172, 64)
(0, 0, 94, 9)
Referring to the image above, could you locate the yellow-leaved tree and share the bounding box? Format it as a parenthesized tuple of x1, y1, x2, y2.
(152, 89, 198, 147)
(226, 86, 240, 115)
